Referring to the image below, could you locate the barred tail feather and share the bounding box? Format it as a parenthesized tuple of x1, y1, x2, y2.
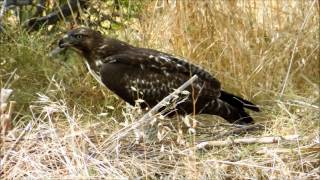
(220, 91, 260, 112)
(203, 98, 254, 124)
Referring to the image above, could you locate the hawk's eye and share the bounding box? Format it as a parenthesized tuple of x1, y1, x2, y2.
(74, 34, 83, 39)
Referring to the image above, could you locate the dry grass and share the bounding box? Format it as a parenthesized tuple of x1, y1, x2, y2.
(1, 0, 319, 179)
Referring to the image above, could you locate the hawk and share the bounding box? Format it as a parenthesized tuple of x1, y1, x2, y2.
(58, 27, 259, 124)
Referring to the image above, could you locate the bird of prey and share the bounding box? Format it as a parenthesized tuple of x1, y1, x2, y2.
(58, 27, 259, 124)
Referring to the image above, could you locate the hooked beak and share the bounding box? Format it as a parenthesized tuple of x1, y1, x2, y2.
(58, 35, 71, 48)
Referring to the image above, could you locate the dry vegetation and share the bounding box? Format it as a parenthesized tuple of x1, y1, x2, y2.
(1, 0, 319, 179)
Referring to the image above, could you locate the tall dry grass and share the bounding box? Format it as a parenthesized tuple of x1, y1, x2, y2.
(1, 0, 319, 179)
(126, 0, 319, 139)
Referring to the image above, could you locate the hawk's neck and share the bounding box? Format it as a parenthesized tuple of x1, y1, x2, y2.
(84, 38, 132, 73)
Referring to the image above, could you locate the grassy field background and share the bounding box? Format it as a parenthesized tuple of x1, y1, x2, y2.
(1, 0, 319, 179)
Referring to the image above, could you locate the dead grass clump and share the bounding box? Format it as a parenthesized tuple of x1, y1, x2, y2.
(1, 92, 318, 179)
(1, 0, 319, 179)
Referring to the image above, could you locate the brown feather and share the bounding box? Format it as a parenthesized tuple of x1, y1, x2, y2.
(58, 27, 260, 124)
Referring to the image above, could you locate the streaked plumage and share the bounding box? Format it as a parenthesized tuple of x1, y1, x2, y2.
(58, 27, 259, 124)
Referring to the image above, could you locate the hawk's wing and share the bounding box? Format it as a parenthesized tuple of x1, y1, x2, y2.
(102, 48, 221, 97)
(99, 49, 222, 109)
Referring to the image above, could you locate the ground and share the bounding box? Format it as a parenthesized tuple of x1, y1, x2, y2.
(0, 0, 319, 179)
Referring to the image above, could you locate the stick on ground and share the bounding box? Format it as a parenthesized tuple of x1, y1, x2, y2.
(100, 75, 199, 147)
(211, 124, 264, 140)
(195, 135, 300, 150)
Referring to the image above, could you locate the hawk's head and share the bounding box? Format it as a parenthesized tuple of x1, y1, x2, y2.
(58, 27, 103, 53)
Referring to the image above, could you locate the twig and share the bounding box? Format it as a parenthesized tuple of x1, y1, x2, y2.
(23, 0, 88, 31)
(5, 0, 33, 8)
(100, 75, 199, 147)
(84, 60, 106, 87)
(211, 124, 264, 140)
(195, 135, 300, 149)
(3, 68, 17, 89)
(140, 75, 198, 122)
